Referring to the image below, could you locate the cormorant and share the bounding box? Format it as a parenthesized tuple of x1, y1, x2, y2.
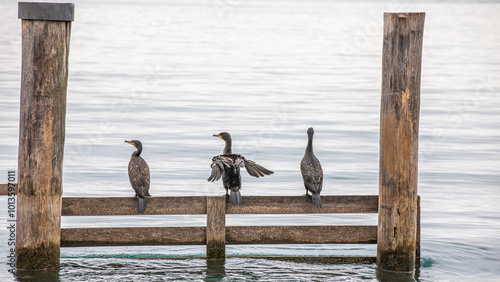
(207, 132, 274, 205)
(300, 127, 323, 208)
(125, 140, 151, 214)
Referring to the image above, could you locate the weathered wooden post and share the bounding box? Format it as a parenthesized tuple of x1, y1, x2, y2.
(16, 2, 74, 269)
(377, 12, 425, 272)
(206, 196, 226, 259)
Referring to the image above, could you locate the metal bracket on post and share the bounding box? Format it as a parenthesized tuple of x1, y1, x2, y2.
(18, 2, 75, 22)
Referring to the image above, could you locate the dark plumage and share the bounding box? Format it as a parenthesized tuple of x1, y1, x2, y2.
(207, 132, 274, 205)
(125, 140, 151, 214)
(300, 127, 323, 208)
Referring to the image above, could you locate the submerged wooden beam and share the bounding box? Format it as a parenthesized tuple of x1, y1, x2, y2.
(244, 256, 377, 264)
(61, 227, 206, 247)
(61, 195, 378, 216)
(226, 225, 377, 245)
(62, 197, 207, 216)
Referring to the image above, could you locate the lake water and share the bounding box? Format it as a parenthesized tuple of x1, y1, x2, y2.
(1, 0, 499, 280)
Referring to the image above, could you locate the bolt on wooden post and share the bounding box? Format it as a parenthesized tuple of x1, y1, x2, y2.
(16, 2, 74, 270)
(377, 12, 425, 272)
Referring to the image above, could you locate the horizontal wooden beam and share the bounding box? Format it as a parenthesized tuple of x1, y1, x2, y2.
(0, 183, 16, 196)
(61, 226, 206, 247)
(62, 197, 208, 216)
(227, 225, 377, 244)
(0, 186, 380, 214)
(0, 186, 379, 215)
(61, 225, 377, 247)
(226, 196, 378, 214)
(61, 195, 378, 216)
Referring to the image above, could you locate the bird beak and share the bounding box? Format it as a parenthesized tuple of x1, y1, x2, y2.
(213, 134, 220, 138)
(124, 140, 132, 144)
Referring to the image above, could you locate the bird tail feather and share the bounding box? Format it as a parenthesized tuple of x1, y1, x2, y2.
(137, 197, 147, 214)
(230, 190, 242, 206)
(312, 193, 322, 208)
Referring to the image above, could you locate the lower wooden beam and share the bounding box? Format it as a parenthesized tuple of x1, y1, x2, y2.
(226, 225, 377, 244)
(60, 225, 377, 247)
(60, 227, 206, 247)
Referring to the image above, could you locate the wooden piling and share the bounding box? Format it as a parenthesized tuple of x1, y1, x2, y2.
(16, 2, 74, 270)
(206, 196, 226, 259)
(377, 12, 425, 272)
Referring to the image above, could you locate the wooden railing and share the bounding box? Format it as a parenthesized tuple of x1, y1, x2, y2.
(3, 188, 420, 264)
(7, 8, 425, 271)
(59, 195, 386, 262)
(9, 7, 425, 271)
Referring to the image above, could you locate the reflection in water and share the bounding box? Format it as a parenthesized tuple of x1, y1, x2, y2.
(205, 259, 226, 282)
(15, 269, 60, 282)
(376, 268, 416, 282)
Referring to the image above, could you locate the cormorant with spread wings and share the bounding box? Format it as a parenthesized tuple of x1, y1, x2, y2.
(207, 132, 273, 205)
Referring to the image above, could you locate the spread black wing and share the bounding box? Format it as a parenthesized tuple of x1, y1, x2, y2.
(243, 158, 274, 178)
(208, 155, 273, 180)
(207, 156, 232, 182)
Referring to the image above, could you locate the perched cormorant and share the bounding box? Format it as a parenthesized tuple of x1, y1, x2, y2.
(207, 132, 274, 205)
(300, 127, 323, 208)
(125, 140, 151, 214)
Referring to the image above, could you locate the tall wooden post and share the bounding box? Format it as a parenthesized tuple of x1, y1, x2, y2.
(377, 12, 425, 272)
(206, 196, 226, 259)
(16, 2, 74, 269)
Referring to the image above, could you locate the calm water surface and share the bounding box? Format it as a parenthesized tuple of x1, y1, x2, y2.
(0, 0, 499, 281)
